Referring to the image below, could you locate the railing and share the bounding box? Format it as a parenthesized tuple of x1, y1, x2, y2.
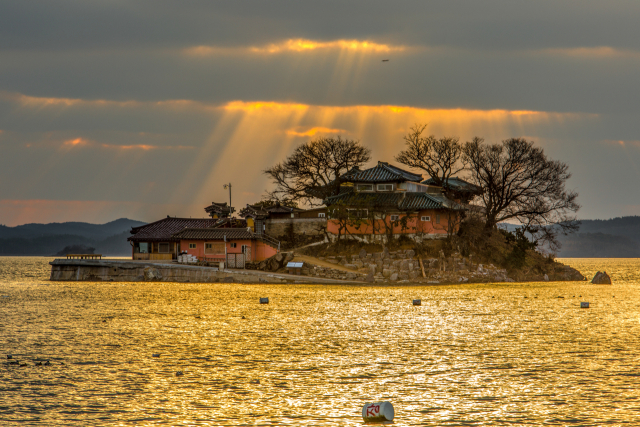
(67, 254, 102, 259)
(258, 234, 281, 251)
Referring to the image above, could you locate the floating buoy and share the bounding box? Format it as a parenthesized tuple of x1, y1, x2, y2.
(44, 360, 50, 366)
(175, 371, 184, 376)
(6, 355, 12, 359)
(152, 353, 160, 358)
(35, 361, 42, 366)
(250, 379, 260, 384)
(581, 302, 590, 309)
(241, 316, 246, 319)
(362, 401, 394, 422)
(413, 299, 421, 306)
(260, 298, 269, 304)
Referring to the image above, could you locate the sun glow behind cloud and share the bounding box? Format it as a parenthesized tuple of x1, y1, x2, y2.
(1, 90, 595, 221)
(184, 38, 406, 57)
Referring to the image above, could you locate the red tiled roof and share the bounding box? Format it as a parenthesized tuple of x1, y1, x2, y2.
(172, 228, 256, 240)
(128, 217, 221, 242)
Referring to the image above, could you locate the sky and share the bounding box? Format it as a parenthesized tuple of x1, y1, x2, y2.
(1, 0, 640, 226)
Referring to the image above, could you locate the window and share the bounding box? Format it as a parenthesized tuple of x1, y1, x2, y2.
(291, 213, 295, 218)
(377, 184, 393, 191)
(356, 184, 374, 191)
(318, 213, 325, 218)
(390, 215, 400, 221)
(158, 242, 170, 253)
(230, 242, 237, 248)
(436, 214, 441, 224)
(189, 243, 197, 249)
(421, 216, 431, 222)
(241, 244, 249, 253)
(138, 242, 148, 253)
(348, 209, 368, 218)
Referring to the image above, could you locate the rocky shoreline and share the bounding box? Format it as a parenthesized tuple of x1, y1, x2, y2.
(248, 248, 585, 284)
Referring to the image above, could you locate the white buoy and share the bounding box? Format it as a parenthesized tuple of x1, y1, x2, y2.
(581, 302, 590, 308)
(362, 401, 394, 422)
(260, 297, 269, 304)
(413, 299, 421, 306)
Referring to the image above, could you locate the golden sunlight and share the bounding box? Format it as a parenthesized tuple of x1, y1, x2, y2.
(184, 38, 406, 57)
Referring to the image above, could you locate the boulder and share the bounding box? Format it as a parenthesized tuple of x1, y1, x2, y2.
(365, 272, 375, 282)
(390, 273, 398, 281)
(382, 269, 393, 278)
(143, 267, 162, 281)
(400, 260, 409, 271)
(274, 252, 285, 263)
(359, 249, 367, 259)
(382, 247, 390, 259)
(353, 260, 364, 268)
(591, 271, 612, 284)
(406, 249, 415, 258)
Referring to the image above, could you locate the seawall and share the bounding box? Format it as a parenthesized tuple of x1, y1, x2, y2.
(49, 259, 364, 284)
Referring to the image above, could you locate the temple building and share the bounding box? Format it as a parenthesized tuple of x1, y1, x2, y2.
(323, 161, 473, 242)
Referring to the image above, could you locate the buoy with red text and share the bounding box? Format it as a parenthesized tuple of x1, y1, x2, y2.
(362, 401, 394, 422)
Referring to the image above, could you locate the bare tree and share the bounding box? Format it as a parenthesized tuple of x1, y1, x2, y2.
(395, 124, 468, 186)
(264, 137, 371, 206)
(463, 137, 580, 248)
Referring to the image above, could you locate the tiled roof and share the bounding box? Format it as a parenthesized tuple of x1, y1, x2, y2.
(128, 217, 221, 241)
(204, 202, 235, 215)
(421, 177, 482, 194)
(211, 218, 248, 228)
(324, 190, 462, 211)
(342, 161, 423, 183)
(172, 228, 256, 240)
(239, 202, 302, 218)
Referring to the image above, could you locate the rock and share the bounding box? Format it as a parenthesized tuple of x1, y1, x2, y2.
(400, 260, 409, 271)
(409, 271, 420, 280)
(365, 272, 375, 282)
(399, 272, 409, 280)
(353, 260, 364, 268)
(543, 274, 549, 282)
(505, 277, 515, 282)
(406, 249, 415, 258)
(382, 269, 392, 278)
(390, 273, 398, 281)
(284, 252, 295, 264)
(591, 271, 612, 284)
(143, 267, 163, 281)
(382, 247, 390, 259)
(344, 264, 358, 270)
(359, 249, 367, 258)
(222, 276, 235, 283)
(275, 252, 285, 263)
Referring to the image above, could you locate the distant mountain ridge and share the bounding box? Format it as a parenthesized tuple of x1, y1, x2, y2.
(0, 218, 146, 256)
(557, 216, 640, 257)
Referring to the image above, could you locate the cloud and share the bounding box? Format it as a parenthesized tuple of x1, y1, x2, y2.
(286, 126, 349, 137)
(61, 137, 193, 151)
(184, 38, 406, 57)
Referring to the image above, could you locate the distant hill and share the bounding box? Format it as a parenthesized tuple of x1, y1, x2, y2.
(556, 216, 640, 257)
(501, 216, 640, 257)
(0, 218, 146, 256)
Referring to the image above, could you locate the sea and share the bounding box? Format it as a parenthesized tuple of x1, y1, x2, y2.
(1, 257, 639, 426)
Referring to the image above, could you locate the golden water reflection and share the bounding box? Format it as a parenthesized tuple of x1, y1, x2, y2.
(1, 257, 639, 425)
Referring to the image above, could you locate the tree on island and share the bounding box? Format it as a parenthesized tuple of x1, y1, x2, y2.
(395, 124, 468, 187)
(462, 137, 580, 250)
(264, 136, 371, 205)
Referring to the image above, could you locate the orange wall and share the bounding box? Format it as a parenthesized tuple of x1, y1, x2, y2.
(327, 210, 455, 236)
(179, 239, 277, 261)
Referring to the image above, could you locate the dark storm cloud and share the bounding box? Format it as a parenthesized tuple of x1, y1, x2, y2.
(1, 0, 640, 223)
(2, 1, 640, 51)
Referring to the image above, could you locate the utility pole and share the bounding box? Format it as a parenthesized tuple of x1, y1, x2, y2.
(223, 183, 232, 208)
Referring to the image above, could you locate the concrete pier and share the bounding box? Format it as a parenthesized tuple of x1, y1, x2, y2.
(49, 259, 364, 284)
